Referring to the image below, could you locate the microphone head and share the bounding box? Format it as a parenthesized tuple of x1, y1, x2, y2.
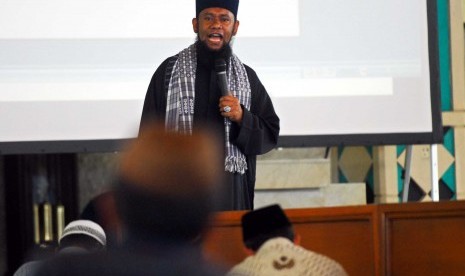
(214, 58, 227, 73)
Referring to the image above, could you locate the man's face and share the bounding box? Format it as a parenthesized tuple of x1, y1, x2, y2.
(192, 7, 239, 51)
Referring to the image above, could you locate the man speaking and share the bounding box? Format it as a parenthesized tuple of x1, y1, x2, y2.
(140, 0, 280, 210)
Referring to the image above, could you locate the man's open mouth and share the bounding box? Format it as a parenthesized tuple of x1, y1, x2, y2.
(208, 33, 223, 41)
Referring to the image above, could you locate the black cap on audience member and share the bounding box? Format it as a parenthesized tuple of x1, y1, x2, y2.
(242, 204, 292, 246)
(196, 0, 239, 19)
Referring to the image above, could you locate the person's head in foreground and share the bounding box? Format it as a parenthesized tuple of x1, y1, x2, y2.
(35, 125, 225, 276)
(115, 123, 224, 244)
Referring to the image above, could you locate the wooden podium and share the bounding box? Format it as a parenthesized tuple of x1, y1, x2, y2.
(203, 201, 465, 276)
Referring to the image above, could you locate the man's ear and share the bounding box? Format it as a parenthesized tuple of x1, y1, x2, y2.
(293, 234, 301, 246)
(232, 20, 240, 36)
(192, 18, 199, 33)
(243, 246, 255, 256)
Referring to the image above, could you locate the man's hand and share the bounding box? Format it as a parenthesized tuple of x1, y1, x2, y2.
(219, 95, 243, 124)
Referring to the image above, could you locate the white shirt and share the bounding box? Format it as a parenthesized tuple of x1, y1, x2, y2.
(227, 237, 348, 276)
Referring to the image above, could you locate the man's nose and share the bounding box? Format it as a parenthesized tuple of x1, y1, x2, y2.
(211, 18, 222, 28)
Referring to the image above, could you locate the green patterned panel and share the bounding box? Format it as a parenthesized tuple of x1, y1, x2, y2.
(338, 168, 349, 183)
(397, 145, 406, 158)
(442, 128, 456, 193)
(397, 164, 404, 195)
(366, 165, 374, 192)
(438, 0, 452, 111)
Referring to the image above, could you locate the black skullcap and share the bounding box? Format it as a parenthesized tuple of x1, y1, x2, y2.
(196, 0, 239, 19)
(242, 204, 291, 243)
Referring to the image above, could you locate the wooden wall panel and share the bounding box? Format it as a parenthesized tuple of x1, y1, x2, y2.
(287, 206, 378, 275)
(382, 203, 465, 275)
(294, 220, 375, 275)
(203, 211, 244, 267)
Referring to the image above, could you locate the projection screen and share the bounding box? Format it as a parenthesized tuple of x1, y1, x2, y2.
(0, 0, 442, 154)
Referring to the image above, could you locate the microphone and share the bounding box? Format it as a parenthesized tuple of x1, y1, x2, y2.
(214, 58, 230, 96)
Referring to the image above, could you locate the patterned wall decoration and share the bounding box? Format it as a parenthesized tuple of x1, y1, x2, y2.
(337, 146, 375, 203)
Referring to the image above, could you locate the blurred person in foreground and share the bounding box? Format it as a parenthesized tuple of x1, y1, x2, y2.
(80, 190, 123, 248)
(227, 204, 348, 276)
(37, 123, 227, 276)
(14, 220, 106, 276)
(140, 0, 280, 211)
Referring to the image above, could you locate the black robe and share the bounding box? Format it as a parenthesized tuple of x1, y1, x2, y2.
(140, 51, 280, 210)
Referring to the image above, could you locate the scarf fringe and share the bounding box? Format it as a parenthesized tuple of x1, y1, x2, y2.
(225, 156, 248, 175)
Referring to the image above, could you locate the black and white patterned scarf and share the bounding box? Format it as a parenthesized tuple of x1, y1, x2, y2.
(165, 43, 251, 174)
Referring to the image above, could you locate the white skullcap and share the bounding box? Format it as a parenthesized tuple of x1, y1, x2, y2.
(59, 220, 106, 246)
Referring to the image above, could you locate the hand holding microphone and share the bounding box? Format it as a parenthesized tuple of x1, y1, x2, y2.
(215, 58, 243, 124)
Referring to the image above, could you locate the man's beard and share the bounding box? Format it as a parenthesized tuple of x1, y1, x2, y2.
(195, 36, 233, 69)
